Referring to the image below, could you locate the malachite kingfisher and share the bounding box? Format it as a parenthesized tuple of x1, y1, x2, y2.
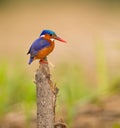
(27, 30, 66, 64)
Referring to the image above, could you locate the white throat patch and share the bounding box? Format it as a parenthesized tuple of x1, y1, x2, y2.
(40, 35, 54, 41)
(50, 38, 55, 41)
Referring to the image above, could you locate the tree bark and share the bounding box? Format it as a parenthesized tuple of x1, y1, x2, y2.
(35, 60, 57, 128)
(35, 59, 67, 128)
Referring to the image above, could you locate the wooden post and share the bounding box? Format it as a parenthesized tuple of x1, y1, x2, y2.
(35, 58, 67, 128)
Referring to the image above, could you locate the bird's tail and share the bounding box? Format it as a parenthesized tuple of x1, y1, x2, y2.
(28, 57, 34, 65)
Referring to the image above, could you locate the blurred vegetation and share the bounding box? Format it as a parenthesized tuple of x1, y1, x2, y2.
(0, 61, 35, 118)
(0, 0, 120, 127)
(0, 40, 120, 128)
(113, 123, 120, 128)
(54, 62, 91, 126)
(95, 39, 109, 95)
(0, 39, 120, 128)
(55, 39, 120, 127)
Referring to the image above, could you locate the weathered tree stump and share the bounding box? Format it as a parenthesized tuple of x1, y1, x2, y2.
(35, 61, 56, 128)
(35, 59, 67, 128)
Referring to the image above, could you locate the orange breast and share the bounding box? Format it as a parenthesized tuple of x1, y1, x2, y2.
(35, 41, 55, 60)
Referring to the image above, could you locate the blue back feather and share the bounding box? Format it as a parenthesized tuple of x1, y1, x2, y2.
(28, 37, 50, 64)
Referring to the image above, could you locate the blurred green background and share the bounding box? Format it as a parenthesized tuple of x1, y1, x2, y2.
(0, 0, 120, 128)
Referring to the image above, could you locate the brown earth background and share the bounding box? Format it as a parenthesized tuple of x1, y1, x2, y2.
(0, 1, 120, 128)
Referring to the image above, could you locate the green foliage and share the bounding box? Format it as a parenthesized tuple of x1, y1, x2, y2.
(112, 123, 120, 128)
(0, 61, 35, 117)
(95, 38, 109, 95)
(109, 76, 120, 94)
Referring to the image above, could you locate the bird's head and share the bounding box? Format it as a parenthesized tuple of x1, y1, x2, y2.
(40, 29, 66, 43)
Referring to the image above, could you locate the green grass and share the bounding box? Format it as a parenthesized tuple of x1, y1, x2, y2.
(95, 38, 109, 95)
(0, 61, 35, 118)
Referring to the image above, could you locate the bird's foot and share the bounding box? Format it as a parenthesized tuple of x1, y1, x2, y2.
(39, 59, 48, 64)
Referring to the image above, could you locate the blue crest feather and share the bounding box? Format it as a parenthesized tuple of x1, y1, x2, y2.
(40, 30, 56, 36)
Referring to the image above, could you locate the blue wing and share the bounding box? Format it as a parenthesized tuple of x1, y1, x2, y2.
(27, 37, 50, 64)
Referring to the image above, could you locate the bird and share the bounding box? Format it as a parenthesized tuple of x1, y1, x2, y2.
(27, 29, 66, 64)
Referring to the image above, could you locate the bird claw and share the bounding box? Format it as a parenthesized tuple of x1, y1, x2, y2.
(39, 59, 48, 64)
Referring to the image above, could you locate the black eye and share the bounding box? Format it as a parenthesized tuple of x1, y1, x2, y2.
(50, 34, 52, 36)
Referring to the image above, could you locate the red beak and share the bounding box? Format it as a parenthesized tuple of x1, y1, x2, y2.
(54, 36, 67, 43)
